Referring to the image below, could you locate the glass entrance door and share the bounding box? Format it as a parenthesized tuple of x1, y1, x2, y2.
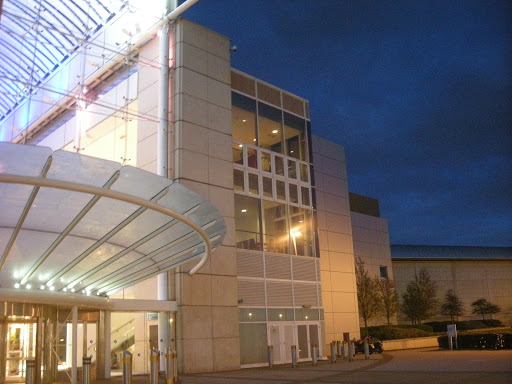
(5, 322, 37, 382)
(267, 323, 294, 364)
(296, 323, 321, 361)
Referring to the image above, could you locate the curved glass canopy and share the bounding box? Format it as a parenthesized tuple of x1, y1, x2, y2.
(0, 142, 226, 298)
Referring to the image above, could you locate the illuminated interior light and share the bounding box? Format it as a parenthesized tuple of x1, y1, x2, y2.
(279, 314, 283, 318)
(272, 129, 278, 134)
(242, 119, 246, 123)
(238, 144, 243, 147)
(26, 284, 32, 289)
(241, 209, 247, 213)
(253, 138, 257, 141)
(40, 285, 45, 290)
(49, 286, 55, 291)
(70, 288, 75, 293)
(14, 283, 20, 289)
(63, 288, 67, 292)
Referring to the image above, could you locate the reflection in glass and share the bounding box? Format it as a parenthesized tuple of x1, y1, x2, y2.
(232, 143, 243, 165)
(262, 177, 273, 198)
(275, 155, 284, 176)
(289, 183, 298, 203)
(301, 187, 310, 206)
(258, 102, 282, 153)
(290, 208, 313, 256)
(232, 92, 257, 145)
(300, 163, 309, 182)
(287, 159, 297, 179)
(284, 112, 306, 161)
(235, 195, 261, 250)
(247, 147, 258, 168)
(239, 323, 268, 365)
(262, 201, 289, 254)
(234, 169, 244, 191)
(248, 173, 259, 195)
(261, 151, 271, 172)
(239, 308, 266, 322)
(276, 180, 286, 200)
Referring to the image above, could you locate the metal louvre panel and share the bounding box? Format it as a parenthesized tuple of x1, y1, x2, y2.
(293, 282, 318, 307)
(237, 279, 265, 306)
(236, 250, 264, 278)
(265, 253, 291, 280)
(292, 257, 317, 281)
(266, 280, 293, 307)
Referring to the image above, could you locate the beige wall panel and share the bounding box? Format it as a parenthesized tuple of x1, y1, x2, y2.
(178, 149, 209, 183)
(137, 118, 157, 143)
(208, 185, 235, 218)
(318, 229, 328, 252)
(320, 271, 332, 291)
(207, 104, 231, 135)
(322, 290, 333, 313)
(325, 212, 351, 235)
(212, 307, 239, 338)
(180, 20, 209, 51)
(208, 157, 233, 189)
(211, 275, 238, 306)
(331, 291, 357, 312)
(207, 53, 230, 83)
(207, 78, 231, 108)
(136, 133, 157, 168)
(210, 246, 236, 276)
(179, 122, 209, 155)
(208, 130, 232, 161)
(180, 93, 209, 127)
(180, 338, 213, 373)
(323, 194, 350, 216)
(178, 42, 208, 75)
(138, 64, 159, 94)
(327, 232, 353, 254)
(181, 273, 212, 306)
(179, 67, 208, 100)
(322, 175, 347, 197)
(328, 252, 355, 274)
(332, 312, 360, 335)
(454, 264, 487, 280)
(180, 306, 213, 339)
(212, 337, 241, 371)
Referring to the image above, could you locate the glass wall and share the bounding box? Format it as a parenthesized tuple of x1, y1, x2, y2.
(235, 196, 261, 250)
(232, 93, 257, 145)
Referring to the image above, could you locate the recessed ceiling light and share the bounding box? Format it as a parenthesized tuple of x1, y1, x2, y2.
(241, 209, 247, 213)
(242, 119, 246, 123)
(272, 129, 278, 134)
(238, 144, 243, 147)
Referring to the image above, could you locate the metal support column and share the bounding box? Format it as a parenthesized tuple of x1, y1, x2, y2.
(72, 305, 78, 384)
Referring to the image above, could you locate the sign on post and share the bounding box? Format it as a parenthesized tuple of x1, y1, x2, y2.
(447, 324, 458, 350)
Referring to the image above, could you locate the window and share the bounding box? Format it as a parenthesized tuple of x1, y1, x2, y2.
(380, 266, 388, 279)
(258, 102, 283, 153)
(262, 201, 289, 254)
(284, 112, 307, 161)
(233, 169, 244, 191)
(235, 195, 261, 250)
(232, 93, 257, 145)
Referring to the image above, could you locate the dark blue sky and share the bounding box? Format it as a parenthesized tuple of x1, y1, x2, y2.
(183, 0, 512, 247)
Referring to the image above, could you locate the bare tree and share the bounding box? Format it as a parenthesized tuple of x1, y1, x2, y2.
(376, 277, 398, 325)
(441, 289, 464, 321)
(401, 268, 438, 324)
(355, 257, 382, 335)
(471, 298, 501, 320)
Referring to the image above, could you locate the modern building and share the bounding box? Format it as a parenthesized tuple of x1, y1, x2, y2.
(349, 193, 394, 326)
(0, 1, 360, 381)
(392, 245, 512, 325)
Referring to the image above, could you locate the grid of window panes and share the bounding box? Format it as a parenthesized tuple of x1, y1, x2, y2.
(232, 90, 315, 257)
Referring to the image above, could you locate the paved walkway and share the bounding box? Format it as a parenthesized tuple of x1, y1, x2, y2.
(94, 348, 512, 384)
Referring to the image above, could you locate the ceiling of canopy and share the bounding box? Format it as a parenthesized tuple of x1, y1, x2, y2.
(0, 142, 226, 298)
(0, 0, 171, 127)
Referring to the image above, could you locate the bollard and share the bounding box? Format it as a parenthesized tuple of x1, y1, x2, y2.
(348, 341, 354, 362)
(82, 356, 91, 384)
(336, 340, 342, 358)
(267, 346, 274, 368)
(311, 344, 318, 367)
(342, 341, 347, 360)
(291, 345, 298, 368)
(166, 347, 176, 384)
(364, 340, 370, 360)
(122, 350, 132, 384)
(25, 360, 35, 384)
(330, 342, 336, 364)
(150, 348, 160, 384)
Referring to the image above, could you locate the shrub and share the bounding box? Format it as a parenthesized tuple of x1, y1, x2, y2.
(481, 319, 504, 327)
(438, 333, 512, 349)
(363, 325, 431, 340)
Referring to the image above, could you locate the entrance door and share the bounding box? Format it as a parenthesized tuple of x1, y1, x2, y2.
(5, 322, 37, 382)
(268, 323, 295, 364)
(296, 323, 321, 360)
